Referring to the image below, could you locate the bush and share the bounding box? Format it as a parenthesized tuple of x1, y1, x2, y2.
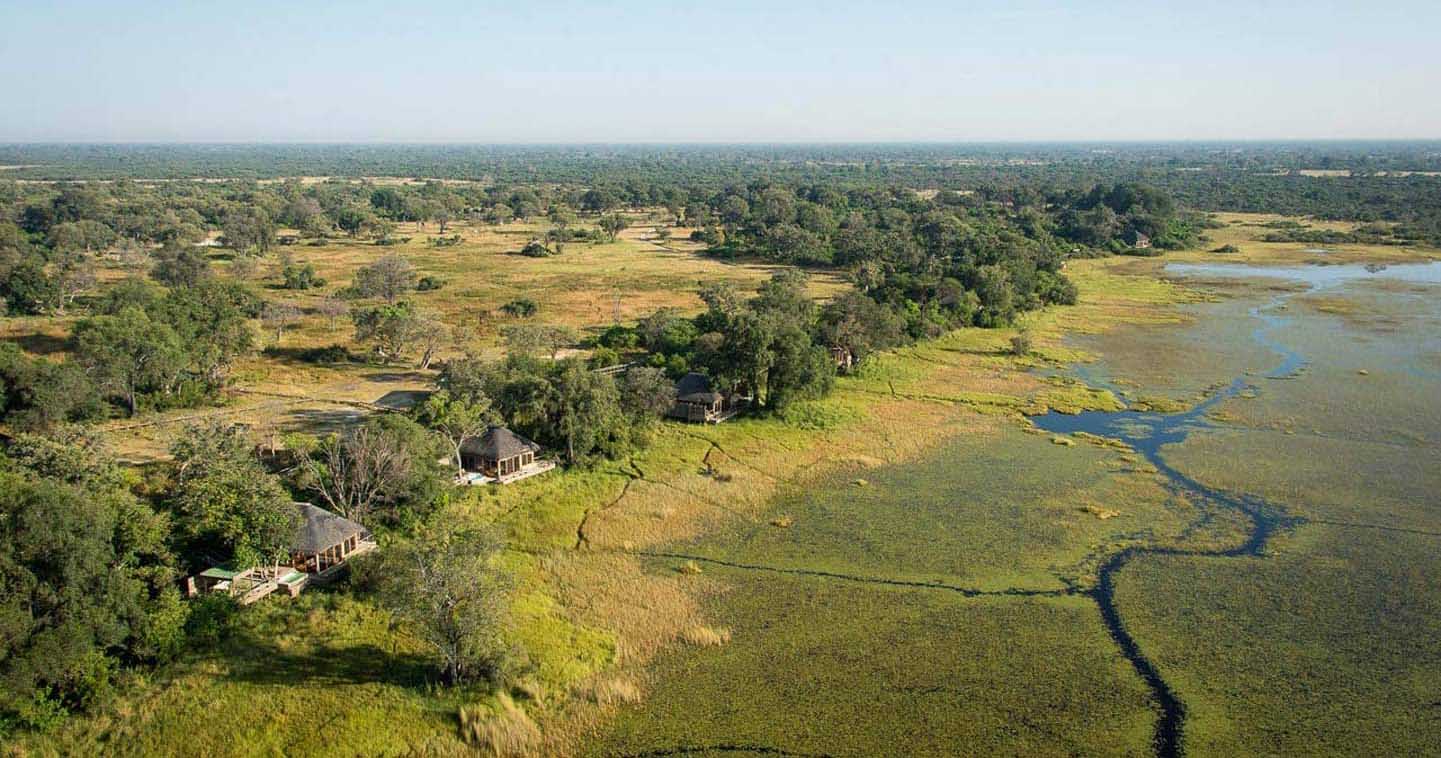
(500, 298, 538, 318)
(1010, 332, 1033, 356)
(184, 593, 240, 648)
(519, 240, 553, 257)
(589, 346, 621, 367)
(7, 690, 68, 734)
(138, 378, 218, 413)
(1212, 244, 1241, 253)
(597, 324, 640, 349)
(417, 275, 445, 292)
(281, 263, 325, 290)
(427, 235, 463, 247)
(298, 344, 352, 364)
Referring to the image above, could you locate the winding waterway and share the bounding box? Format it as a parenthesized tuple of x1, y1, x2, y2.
(1031, 260, 1441, 756)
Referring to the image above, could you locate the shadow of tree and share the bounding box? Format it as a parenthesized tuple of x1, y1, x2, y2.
(10, 331, 69, 355)
(281, 408, 368, 434)
(219, 628, 436, 690)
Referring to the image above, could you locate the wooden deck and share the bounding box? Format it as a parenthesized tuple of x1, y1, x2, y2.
(458, 460, 557, 486)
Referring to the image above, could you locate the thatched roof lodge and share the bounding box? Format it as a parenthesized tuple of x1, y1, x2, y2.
(669, 372, 740, 424)
(290, 502, 374, 579)
(459, 426, 555, 484)
(188, 503, 375, 604)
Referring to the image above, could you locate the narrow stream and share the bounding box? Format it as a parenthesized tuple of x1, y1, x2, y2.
(1030, 271, 1339, 756)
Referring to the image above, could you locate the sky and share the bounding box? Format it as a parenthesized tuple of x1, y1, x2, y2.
(2, 0, 1439, 143)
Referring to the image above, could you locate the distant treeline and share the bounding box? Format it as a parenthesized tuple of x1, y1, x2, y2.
(5, 142, 1441, 242)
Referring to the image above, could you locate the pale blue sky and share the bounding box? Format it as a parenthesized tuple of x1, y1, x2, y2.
(2, 0, 1438, 142)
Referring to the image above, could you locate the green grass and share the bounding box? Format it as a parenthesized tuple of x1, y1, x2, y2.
(19, 592, 472, 757)
(1114, 525, 1441, 756)
(661, 424, 1191, 592)
(587, 571, 1156, 757)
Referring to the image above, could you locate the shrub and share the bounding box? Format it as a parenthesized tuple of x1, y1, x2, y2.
(519, 240, 553, 258)
(184, 594, 240, 648)
(417, 275, 445, 292)
(281, 263, 325, 290)
(597, 324, 640, 349)
(298, 344, 352, 364)
(500, 298, 538, 318)
(589, 346, 621, 368)
(1212, 244, 1241, 253)
(1010, 331, 1033, 356)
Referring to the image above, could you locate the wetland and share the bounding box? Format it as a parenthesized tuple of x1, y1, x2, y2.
(590, 258, 1441, 757)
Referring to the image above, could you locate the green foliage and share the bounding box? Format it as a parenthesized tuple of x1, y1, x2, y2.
(352, 301, 421, 362)
(150, 243, 212, 288)
(1, 259, 59, 315)
(70, 306, 186, 416)
(499, 297, 538, 318)
(519, 240, 553, 257)
(0, 342, 103, 430)
(0, 446, 179, 727)
(281, 263, 325, 290)
(295, 343, 352, 364)
(372, 522, 513, 685)
(413, 389, 497, 473)
(165, 422, 298, 569)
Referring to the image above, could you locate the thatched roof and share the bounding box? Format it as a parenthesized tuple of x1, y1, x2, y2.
(460, 426, 542, 461)
(675, 372, 723, 404)
(291, 502, 366, 555)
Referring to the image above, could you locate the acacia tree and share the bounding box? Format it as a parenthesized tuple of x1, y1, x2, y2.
(353, 302, 421, 362)
(598, 214, 629, 241)
(291, 415, 444, 524)
(167, 423, 297, 569)
(71, 306, 185, 416)
(352, 254, 417, 303)
(373, 523, 511, 685)
(261, 301, 303, 344)
(413, 389, 496, 475)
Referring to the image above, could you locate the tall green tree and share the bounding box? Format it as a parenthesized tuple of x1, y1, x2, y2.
(372, 522, 511, 685)
(166, 423, 297, 570)
(0, 449, 182, 728)
(414, 389, 497, 475)
(70, 307, 185, 416)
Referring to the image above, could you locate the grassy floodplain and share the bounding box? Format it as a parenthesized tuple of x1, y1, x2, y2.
(16, 237, 1190, 755)
(18, 212, 1441, 756)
